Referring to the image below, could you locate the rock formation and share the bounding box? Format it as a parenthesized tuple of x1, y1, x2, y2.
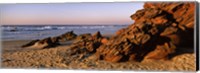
(22, 31, 77, 49)
(95, 2, 195, 62)
(70, 31, 103, 53)
(21, 2, 195, 63)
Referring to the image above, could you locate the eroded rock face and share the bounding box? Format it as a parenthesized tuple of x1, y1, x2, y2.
(70, 31, 104, 53)
(66, 31, 104, 62)
(95, 2, 194, 62)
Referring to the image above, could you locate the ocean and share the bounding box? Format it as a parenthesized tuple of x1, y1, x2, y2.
(1, 25, 128, 41)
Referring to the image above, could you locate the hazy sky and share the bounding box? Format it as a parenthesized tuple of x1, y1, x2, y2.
(0, 2, 144, 25)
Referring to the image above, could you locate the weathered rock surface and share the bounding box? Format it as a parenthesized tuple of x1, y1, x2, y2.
(95, 2, 195, 62)
(68, 31, 104, 59)
(22, 31, 77, 49)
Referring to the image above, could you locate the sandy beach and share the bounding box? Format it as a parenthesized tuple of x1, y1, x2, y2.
(1, 39, 196, 71)
(2, 40, 31, 52)
(1, 2, 197, 71)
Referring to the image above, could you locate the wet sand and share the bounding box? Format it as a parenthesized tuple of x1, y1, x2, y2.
(1, 40, 196, 71)
(2, 40, 31, 52)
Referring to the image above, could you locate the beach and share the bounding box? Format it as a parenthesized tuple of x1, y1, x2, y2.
(1, 39, 196, 71)
(1, 2, 196, 71)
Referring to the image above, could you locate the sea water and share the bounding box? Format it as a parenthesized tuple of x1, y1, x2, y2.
(1, 25, 128, 41)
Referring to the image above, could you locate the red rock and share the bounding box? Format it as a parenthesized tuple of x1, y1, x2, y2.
(166, 34, 180, 45)
(160, 27, 178, 36)
(95, 2, 194, 62)
(104, 55, 123, 62)
(101, 38, 109, 44)
(151, 16, 168, 25)
(185, 22, 194, 28)
(144, 43, 170, 60)
(148, 27, 158, 35)
(116, 28, 126, 35)
(129, 54, 136, 61)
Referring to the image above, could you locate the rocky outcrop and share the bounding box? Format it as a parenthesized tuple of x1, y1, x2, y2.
(65, 31, 105, 62)
(22, 31, 77, 49)
(21, 2, 195, 63)
(95, 2, 195, 62)
(22, 30, 105, 51)
(70, 31, 103, 53)
(57, 31, 77, 42)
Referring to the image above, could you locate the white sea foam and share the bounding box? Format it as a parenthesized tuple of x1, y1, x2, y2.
(1, 25, 128, 40)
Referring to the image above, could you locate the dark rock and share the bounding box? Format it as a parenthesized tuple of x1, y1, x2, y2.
(37, 37, 60, 48)
(21, 31, 77, 49)
(21, 40, 40, 48)
(92, 31, 102, 39)
(76, 33, 92, 40)
(144, 42, 176, 60)
(129, 54, 136, 61)
(58, 31, 77, 42)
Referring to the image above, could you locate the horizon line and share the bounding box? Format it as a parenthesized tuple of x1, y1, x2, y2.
(1, 24, 132, 26)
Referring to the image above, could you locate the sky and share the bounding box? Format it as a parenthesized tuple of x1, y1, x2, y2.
(0, 2, 144, 25)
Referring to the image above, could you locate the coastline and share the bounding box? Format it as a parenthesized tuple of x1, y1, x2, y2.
(0, 2, 196, 71)
(1, 36, 196, 71)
